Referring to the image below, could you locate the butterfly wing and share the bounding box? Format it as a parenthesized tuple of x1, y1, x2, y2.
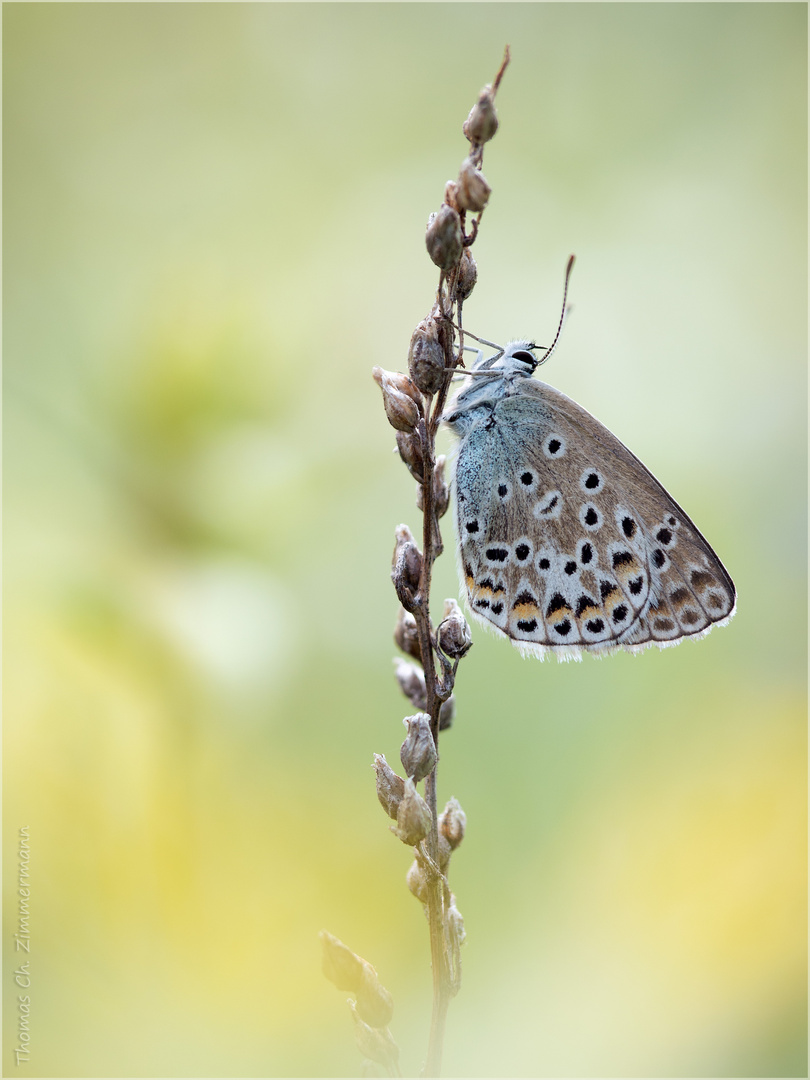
(453, 377, 736, 659)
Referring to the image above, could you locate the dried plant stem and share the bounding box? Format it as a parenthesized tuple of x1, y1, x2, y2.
(371, 46, 510, 1078)
(415, 408, 452, 1077)
(415, 49, 509, 1076)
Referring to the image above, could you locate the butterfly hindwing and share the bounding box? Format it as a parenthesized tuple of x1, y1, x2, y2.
(451, 362, 735, 660)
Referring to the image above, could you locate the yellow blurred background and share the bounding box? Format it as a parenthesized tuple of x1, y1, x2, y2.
(3, 4, 806, 1077)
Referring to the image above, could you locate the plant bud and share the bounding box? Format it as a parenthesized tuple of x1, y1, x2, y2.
(394, 608, 422, 663)
(439, 694, 456, 731)
(372, 754, 406, 821)
(400, 712, 438, 782)
(320, 930, 364, 992)
(433, 456, 450, 518)
(455, 248, 478, 301)
(391, 524, 422, 609)
(463, 86, 499, 144)
(437, 597, 472, 659)
(415, 455, 450, 519)
(437, 832, 452, 874)
(383, 367, 423, 407)
(392, 777, 432, 846)
(439, 796, 466, 850)
(408, 317, 446, 395)
(456, 158, 491, 212)
(395, 430, 424, 483)
(426, 204, 463, 271)
(356, 961, 394, 1029)
(406, 858, 428, 903)
(372, 367, 421, 433)
(349, 1001, 400, 1067)
(447, 895, 466, 949)
(446, 895, 466, 994)
(394, 659, 427, 711)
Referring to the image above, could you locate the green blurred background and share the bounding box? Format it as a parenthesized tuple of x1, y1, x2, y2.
(3, 4, 806, 1077)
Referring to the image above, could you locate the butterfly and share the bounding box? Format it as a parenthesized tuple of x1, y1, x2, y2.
(442, 272, 736, 661)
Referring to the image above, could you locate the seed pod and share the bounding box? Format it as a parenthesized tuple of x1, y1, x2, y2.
(426, 204, 463, 271)
(349, 1001, 400, 1068)
(372, 754, 406, 821)
(320, 930, 364, 992)
(456, 158, 491, 212)
(446, 895, 466, 994)
(391, 524, 422, 610)
(355, 961, 394, 1029)
(433, 456, 450, 518)
(437, 832, 453, 874)
(400, 712, 438, 783)
(439, 796, 467, 850)
(408, 317, 446, 395)
(437, 597, 472, 659)
(463, 86, 499, 144)
(372, 367, 422, 433)
(447, 895, 466, 949)
(394, 659, 427, 711)
(395, 430, 424, 483)
(439, 694, 456, 731)
(455, 248, 478, 301)
(392, 777, 432, 846)
(406, 858, 428, 903)
(394, 608, 422, 664)
(415, 455, 450, 519)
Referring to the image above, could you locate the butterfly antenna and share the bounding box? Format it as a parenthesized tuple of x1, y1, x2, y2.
(536, 254, 575, 367)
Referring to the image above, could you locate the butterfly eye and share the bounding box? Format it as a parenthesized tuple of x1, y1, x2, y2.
(511, 350, 535, 366)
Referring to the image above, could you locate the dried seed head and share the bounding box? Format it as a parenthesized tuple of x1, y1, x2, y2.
(439, 796, 467, 850)
(439, 694, 456, 731)
(446, 894, 466, 992)
(392, 777, 432, 846)
(406, 858, 428, 903)
(372, 753, 406, 821)
(355, 961, 394, 1029)
(395, 430, 424, 483)
(444, 179, 460, 211)
(391, 523, 422, 609)
(455, 248, 478, 301)
(394, 608, 422, 664)
(447, 895, 466, 947)
(408, 317, 446, 396)
(433, 456, 450, 518)
(456, 158, 492, 213)
(437, 597, 473, 659)
(320, 930, 365, 992)
(349, 1000, 400, 1068)
(437, 832, 453, 874)
(415, 455, 450, 519)
(463, 86, 499, 145)
(400, 712, 438, 782)
(383, 367, 423, 407)
(394, 658, 427, 711)
(372, 367, 422, 433)
(426, 204, 463, 271)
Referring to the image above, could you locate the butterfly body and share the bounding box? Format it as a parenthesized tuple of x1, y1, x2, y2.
(443, 341, 736, 660)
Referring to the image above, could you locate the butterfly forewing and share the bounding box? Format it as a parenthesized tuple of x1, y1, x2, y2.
(451, 365, 736, 660)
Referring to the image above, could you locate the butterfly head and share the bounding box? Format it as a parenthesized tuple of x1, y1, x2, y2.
(494, 340, 540, 375)
(442, 340, 539, 434)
